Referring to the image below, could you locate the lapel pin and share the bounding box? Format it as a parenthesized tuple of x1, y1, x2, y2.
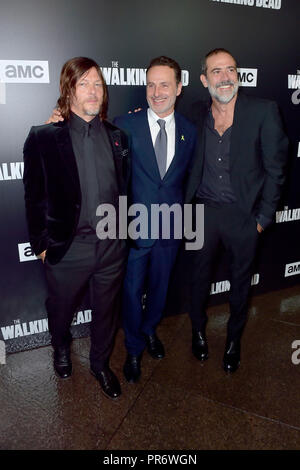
(181, 135, 185, 141)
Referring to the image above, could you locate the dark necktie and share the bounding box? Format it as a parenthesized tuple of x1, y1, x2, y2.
(83, 123, 99, 228)
(154, 119, 167, 179)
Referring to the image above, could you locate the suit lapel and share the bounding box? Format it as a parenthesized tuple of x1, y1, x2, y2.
(136, 111, 162, 181)
(54, 122, 80, 190)
(184, 106, 208, 202)
(190, 110, 207, 179)
(163, 113, 186, 179)
(229, 93, 247, 169)
(104, 121, 129, 193)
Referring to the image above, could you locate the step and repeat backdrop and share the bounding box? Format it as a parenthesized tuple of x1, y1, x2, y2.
(0, 0, 299, 353)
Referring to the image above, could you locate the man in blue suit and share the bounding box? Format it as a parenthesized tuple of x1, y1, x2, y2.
(114, 56, 197, 383)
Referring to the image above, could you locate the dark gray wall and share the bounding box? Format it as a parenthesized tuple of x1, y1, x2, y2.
(0, 0, 299, 352)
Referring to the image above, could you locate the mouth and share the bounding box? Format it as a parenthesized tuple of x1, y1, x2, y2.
(216, 81, 234, 91)
(151, 97, 167, 104)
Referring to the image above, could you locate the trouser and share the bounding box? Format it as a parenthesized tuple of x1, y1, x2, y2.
(189, 202, 259, 343)
(45, 234, 127, 372)
(122, 240, 180, 355)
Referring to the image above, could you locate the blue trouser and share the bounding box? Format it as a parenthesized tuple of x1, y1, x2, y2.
(122, 240, 180, 355)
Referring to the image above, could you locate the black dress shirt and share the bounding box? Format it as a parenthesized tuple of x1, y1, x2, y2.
(69, 112, 119, 234)
(196, 108, 270, 229)
(197, 109, 236, 204)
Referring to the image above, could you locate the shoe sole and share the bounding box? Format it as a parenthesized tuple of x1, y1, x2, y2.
(124, 376, 140, 384)
(90, 370, 121, 400)
(192, 350, 209, 361)
(223, 362, 240, 373)
(123, 369, 141, 384)
(147, 349, 165, 360)
(54, 372, 72, 379)
(100, 388, 121, 400)
(54, 366, 72, 379)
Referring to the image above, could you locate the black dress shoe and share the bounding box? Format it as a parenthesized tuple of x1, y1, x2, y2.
(123, 354, 142, 383)
(223, 341, 240, 373)
(145, 334, 165, 359)
(192, 330, 208, 361)
(91, 366, 121, 400)
(53, 346, 72, 379)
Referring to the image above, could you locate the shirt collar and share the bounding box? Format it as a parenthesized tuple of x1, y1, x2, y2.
(147, 107, 175, 127)
(69, 112, 102, 134)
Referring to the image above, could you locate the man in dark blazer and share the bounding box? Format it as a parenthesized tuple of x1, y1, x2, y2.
(114, 56, 197, 383)
(23, 57, 130, 399)
(185, 48, 288, 373)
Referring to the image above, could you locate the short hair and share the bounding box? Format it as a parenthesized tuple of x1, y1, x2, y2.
(201, 48, 238, 75)
(146, 56, 182, 85)
(57, 56, 108, 120)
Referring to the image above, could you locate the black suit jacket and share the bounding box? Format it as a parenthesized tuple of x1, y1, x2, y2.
(23, 119, 130, 264)
(185, 93, 288, 224)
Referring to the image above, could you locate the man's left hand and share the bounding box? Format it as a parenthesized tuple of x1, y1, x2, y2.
(257, 223, 263, 233)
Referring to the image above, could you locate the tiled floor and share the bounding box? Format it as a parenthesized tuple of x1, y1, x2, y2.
(1, 285, 300, 450)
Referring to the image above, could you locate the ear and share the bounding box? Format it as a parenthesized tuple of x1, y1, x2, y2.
(200, 74, 208, 88)
(176, 81, 183, 97)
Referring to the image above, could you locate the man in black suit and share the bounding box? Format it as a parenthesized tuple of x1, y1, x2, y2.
(185, 48, 288, 372)
(23, 57, 130, 399)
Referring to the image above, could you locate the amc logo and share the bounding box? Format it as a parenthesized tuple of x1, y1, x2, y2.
(18, 242, 38, 262)
(0, 60, 49, 83)
(237, 68, 258, 87)
(285, 261, 300, 277)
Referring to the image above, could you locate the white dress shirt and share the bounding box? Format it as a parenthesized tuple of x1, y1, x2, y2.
(147, 108, 176, 172)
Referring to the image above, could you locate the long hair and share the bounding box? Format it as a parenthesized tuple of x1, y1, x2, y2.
(57, 57, 108, 120)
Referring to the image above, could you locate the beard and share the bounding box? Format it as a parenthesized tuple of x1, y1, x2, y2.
(207, 80, 239, 104)
(84, 104, 101, 116)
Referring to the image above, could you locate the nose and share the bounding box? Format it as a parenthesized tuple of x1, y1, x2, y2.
(220, 69, 229, 81)
(153, 85, 161, 97)
(88, 84, 97, 94)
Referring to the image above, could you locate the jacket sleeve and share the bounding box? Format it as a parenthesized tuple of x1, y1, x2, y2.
(23, 127, 49, 255)
(257, 101, 289, 225)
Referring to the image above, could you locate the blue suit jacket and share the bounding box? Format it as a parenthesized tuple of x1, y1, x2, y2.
(114, 109, 197, 247)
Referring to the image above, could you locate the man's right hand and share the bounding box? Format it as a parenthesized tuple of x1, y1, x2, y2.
(128, 108, 142, 114)
(38, 250, 47, 263)
(45, 108, 64, 124)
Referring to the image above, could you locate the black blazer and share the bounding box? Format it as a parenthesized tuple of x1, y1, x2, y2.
(185, 93, 288, 223)
(23, 120, 130, 264)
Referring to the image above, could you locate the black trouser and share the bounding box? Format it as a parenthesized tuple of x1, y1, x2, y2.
(45, 234, 127, 372)
(189, 202, 259, 344)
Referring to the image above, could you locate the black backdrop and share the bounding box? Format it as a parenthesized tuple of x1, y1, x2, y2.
(0, 0, 299, 353)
